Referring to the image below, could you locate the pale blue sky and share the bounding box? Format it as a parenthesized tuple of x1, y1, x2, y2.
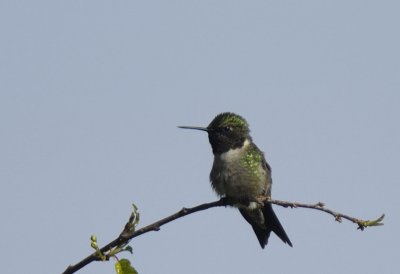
(1, 1, 399, 274)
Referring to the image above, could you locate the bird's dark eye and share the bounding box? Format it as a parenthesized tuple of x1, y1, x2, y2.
(223, 126, 233, 132)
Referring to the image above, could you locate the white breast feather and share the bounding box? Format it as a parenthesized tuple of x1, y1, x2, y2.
(219, 139, 250, 162)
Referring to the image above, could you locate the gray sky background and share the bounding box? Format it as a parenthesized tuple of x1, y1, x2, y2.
(1, 1, 399, 274)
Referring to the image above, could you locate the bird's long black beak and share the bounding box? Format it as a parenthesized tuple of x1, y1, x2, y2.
(178, 126, 208, 132)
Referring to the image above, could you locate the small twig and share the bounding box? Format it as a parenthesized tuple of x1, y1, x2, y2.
(62, 198, 384, 274)
(263, 197, 384, 230)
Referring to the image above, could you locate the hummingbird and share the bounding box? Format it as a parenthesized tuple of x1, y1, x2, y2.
(179, 112, 292, 248)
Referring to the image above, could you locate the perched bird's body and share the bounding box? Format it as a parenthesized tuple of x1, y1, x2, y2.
(210, 139, 269, 200)
(179, 112, 292, 248)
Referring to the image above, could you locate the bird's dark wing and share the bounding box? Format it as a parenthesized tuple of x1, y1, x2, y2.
(246, 143, 293, 247)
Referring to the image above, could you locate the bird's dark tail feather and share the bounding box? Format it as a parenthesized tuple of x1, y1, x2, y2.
(263, 203, 292, 247)
(239, 204, 292, 249)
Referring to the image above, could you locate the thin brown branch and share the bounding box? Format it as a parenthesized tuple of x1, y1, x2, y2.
(62, 198, 384, 274)
(262, 197, 384, 230)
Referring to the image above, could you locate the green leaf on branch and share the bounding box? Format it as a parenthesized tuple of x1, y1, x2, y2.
(130, 203, 140, 230)
(123, 203, 140, 235)
(357, 214, 385, 230)
(124, 245, 133, 254)
(115, 259, 138, 274)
